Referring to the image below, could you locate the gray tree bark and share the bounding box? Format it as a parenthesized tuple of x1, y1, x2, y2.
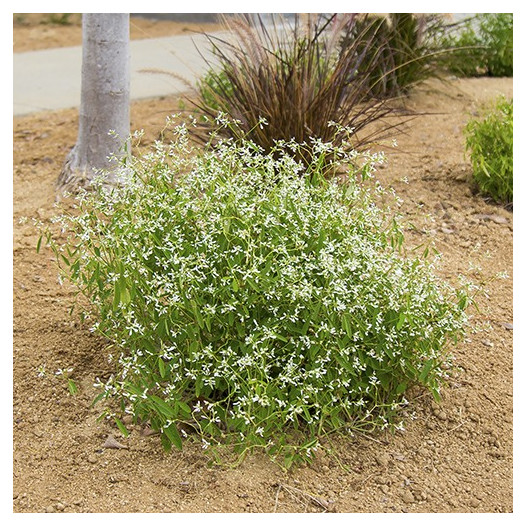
(57, 13, 130, 196)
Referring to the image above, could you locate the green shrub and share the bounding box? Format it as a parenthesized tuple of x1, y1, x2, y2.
(193, 14, 404, 162)
(444, 13, 513, 77)
(42, 119, 469, 466)
(465, 97, 513, 205)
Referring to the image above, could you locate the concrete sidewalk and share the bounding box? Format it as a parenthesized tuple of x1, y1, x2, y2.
(13, 31, 222, 116)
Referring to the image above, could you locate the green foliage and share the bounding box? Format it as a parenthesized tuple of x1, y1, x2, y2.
(465, 97, 513, 205)
(193, 14, 404, 162)
(340, 13, 453, 98)
(42, 119, 469, 466)
(444, 13, 513, 77)
(197, 68, 235, 114)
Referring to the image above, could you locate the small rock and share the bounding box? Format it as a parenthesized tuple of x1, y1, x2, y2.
(441, 227, 455, 235)
(481, 339, 494, 348)
(45, 505, 55, 513)
(179, 481, 191, 493)
(401, 490, 415, 504)
(436, 411, 448, 421)
(375, 453, 390, 467)
(468, 497, 481, 508)
(109, 474, 128, 483)
(55, 503, 65, 511)
(501, 322, 513, 331)
(87, 455, 98, 464)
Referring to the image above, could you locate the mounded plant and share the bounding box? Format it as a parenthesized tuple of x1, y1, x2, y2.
(41, 118, 469, 466)
(465, 96, 513, 206)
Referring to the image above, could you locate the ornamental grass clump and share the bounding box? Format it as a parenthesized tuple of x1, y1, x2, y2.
(193, 14, 405, 162)
(339, 13, 457, 98)
(42, 118, 469, 466)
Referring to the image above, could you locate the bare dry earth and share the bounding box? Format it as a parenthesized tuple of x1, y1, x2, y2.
(13, 16, 513, 514)
(13, 13, 224, 52)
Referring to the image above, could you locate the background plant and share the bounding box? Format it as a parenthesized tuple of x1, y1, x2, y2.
(443, 13, 513, 77)
(338, 13, 456, 98)
(41, 119, 469, 466)
(464, 96, 513, 206)
(193, 14, 406, 162)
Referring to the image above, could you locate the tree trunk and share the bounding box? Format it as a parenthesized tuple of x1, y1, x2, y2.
(57, 13, 130, 196)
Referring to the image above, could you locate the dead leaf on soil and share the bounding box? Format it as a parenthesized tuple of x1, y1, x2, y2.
(103, 434, 129, 450)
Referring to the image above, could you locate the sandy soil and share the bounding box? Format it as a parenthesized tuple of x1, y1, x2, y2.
(13, 15, 513, 513)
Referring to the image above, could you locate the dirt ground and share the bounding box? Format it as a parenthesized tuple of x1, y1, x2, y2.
(13, 16, 513, 514)
(13, 13, 225, 53)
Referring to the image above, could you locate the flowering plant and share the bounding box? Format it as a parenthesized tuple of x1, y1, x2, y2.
(42, 117, 469, 466)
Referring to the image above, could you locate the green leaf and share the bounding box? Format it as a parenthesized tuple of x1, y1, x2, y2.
(115, 417, 130, 437)
(458, 295, 468, 310)
(272, 332, 288, 343)
(158, 358, 166, 378)
(283, 453, 295, 470)
(113, 281, 121, 310)
(120, 286, 131, 306)
(177, 400, 192, 417)
(395, 381, 408, 395)
(150, 395, 177, 419)
(246, 278, 259, 292)
(418, 359, 434, 383)
(67, 378, 78, 395)
(191, 300, 205, 329)
(396, 313, 406, 330)
(91, 392, 106, 407)
(160, 431, 172, 452)
(163, 422, 183, 450)
(342, 314, 353, 338)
